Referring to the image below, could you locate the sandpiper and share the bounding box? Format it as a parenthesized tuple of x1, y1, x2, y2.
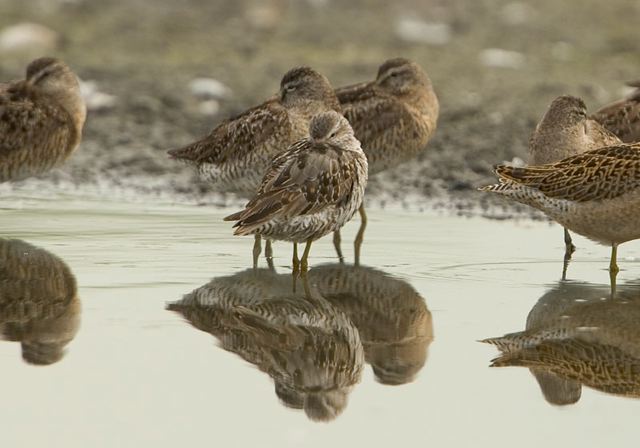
(0, 238, 80, 365)
(482, 281, 640, 402)
(481, 143, 640, 288)
(168, 66, 341, 269)
(592, 80, 640, 143)
(167, 267, 364, 422)
(528, 95, 621, 269)
(0, 57, 86, 183)
(333, 57, 438, 264)
(310, 263, 433, 385)
(224, 111, 368, 291)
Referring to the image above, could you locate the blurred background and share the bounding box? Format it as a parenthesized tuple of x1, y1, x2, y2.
(1, 0, 638, 210)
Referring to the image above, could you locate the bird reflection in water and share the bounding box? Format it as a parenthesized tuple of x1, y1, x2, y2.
(483, 281, 640, 405)
(167, 268, 365, 422)
(310, 264, 433, 385)
(168, 263, 432, 421)
(0, 239, 80, 365)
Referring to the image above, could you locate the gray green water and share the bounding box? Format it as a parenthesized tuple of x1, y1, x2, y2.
(2, 194, 640, 447)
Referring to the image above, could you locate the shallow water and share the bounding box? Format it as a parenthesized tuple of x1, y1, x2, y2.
(2, 195, 640, 447)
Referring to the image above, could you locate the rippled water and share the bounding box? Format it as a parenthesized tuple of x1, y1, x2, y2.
(2, 195, 640, 447)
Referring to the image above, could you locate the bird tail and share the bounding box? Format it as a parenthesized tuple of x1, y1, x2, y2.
(167, 140, 207, 162)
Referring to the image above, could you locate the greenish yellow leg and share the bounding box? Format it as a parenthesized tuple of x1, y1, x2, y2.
(354, 204, 367, 266)
(265, 239, 275, 271)
(609, 244, 619, 298)
(561, 228, 576, 281)
(292, 243, 300, 293)
(301, 239, 313, 274)
(333, 230, 345, 264)
(564, 228, 576, 256)
(253, 234, 262, 270)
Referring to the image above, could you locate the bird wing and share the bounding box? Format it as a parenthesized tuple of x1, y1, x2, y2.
(167, 99, 290, 164)
(0, 89, 72, 156)
(495, 144, 640, 202)
(228, 140, 359, 232)
(339, 88, 428, 153)
(591, 94, 640, 143)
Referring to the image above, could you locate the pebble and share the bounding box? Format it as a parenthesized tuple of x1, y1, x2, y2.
(189, 78, 232, 100)
(0, 22, 59, 54)
(479, 48, 525, 69)
(394, 18, 451, 46)
(79, 80, 117, 112)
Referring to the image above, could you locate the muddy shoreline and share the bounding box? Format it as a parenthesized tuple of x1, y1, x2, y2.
(0, 0, 638, 218)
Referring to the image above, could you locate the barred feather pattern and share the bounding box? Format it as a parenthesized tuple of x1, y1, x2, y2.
(336, 58, 438, 175)
(226, 116, 368, 243)
(167, 268, 364, 421)
(0, 58, 85, 183)
(482, 281, 640, 401)
(592, 84, 640, 143)
(480, 144, 640, 245)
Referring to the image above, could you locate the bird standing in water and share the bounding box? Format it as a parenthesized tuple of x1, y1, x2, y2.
(225, 111, 368, 292)
(0, 57, 86, 183)
(168, 67, 341, 269)
(481, 143, 640, 292)
(333, 57, 438, 264)
(527, 95, 621, 274)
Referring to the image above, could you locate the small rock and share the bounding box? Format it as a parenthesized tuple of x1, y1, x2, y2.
(0, 22, 59, 54)
(189, 78, 232, 100)
(394, 18, 451, 46)
(479, 48, 525, 69)
(79, 80, 117, 111)
(198, 99, 220, 116)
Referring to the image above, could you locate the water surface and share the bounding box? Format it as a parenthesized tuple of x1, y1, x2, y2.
(2, 196, 640, 447)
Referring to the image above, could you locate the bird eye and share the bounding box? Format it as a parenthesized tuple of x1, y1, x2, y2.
(285, 84, 297, 93)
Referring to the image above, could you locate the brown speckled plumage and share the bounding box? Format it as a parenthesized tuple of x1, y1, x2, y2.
(310, 263, 433, 385)
(482, 281, 640, 403)
(168, 66, 341, 197)
(592, 81, 640, 143)
(529, 95, 621, 165)
(167, 268, 364, 422)
(225, 111, 367, 245)
(336, 57, 438, 175)
(0, 239, 80, 365)
(481, 144, 640, 247)
(0, 57, 86, 183)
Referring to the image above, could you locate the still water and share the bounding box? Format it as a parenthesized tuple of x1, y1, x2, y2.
(2, 194, 640, 447)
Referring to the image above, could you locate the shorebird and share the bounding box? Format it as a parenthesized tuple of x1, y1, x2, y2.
(0, 238, 80, 365)
(310, 263, 433, 385)
(528, 95, 621, 270)
(167, 268, 364, 422)
(333, 57, 438, 264)
(481, 143, 640, 289)
(168, 66, 341, 269)
(0, 57, 86, 183)
(592, 80, 640, 143)
(224, 111, 368, 290)
(482, 281, 640, 404)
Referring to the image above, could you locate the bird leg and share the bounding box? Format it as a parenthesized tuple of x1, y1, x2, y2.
(561, 228, 576, 281)
(292, 243, 300, 293)
(609, 244, 619, 297)
(333, 230, 345, 264)
(301, 239, 313, 275)
(252, 234, 262, 270)
(564, 227, 576, 257)
(354, 204, 367, 266)
(265, 239, 275, 271)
